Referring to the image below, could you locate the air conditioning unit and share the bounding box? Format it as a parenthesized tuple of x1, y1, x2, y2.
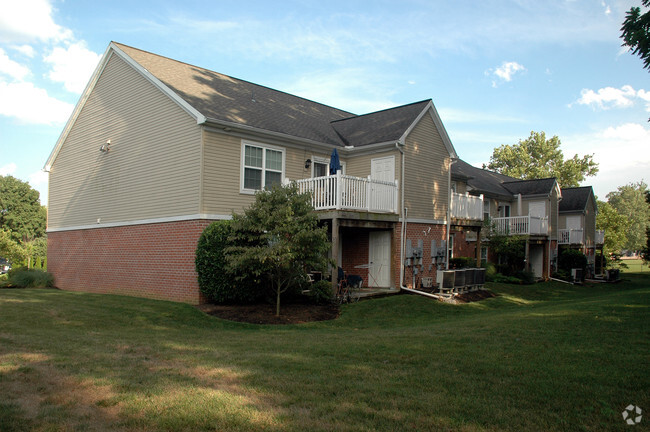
(571, 268, 584, 283)
(465, 268, 476, 290)
(454, 269, 466, 292)
(437, 270, 455, 293)
(475, 268, 486, 287)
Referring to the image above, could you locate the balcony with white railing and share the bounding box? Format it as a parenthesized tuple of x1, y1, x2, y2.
(295, 172, 399, 214)
(492, 215, 549, 236)
(451, 192, 484, 221)
(596, 230, 605, 245)
(558, 229, 584, 245)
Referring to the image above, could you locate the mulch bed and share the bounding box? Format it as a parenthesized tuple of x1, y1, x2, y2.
(197, 302, 340, 325)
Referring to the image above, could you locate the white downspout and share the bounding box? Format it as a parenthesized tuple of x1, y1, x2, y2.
(396, 142, 406, 288)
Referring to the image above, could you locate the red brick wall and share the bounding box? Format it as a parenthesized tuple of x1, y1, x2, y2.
(393, 222, 447, 288)
(48, 220, 213, 304)
(340, 228, 369, 283)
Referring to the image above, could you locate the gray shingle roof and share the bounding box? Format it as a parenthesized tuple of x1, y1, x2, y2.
(451, 159, 517, 199)
(559, 187, 593, 212)
(114, 43, 430, 148)
(331, 100, 431, 147)
(502, 178, 557, 196)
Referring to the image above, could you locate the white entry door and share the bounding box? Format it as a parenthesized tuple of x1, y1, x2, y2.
(369, 231, 391, 288)
(528, 201, 546, 218)
(371, 156, 395, 182)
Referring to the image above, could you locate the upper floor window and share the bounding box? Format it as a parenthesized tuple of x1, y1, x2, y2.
(451, 181, 457, 193)
(483, 200, 491, 220)
(241, 141, 285, 193)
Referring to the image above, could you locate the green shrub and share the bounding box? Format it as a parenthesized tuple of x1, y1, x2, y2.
(307, 280, 334, 304)
(482, 262, 497, 281)
(195, 220, 263, 304)
(5, 268, 54, 288)
(558, 249, 588, 277)
(514, 270, 536, 284)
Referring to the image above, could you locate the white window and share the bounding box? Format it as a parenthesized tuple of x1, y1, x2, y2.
(451, 181, 457, 193)
(241, 141, 285, 193)
(483, 200, 491, 220)
(481, 246, 488, 263)
(499, 203, 510, 217)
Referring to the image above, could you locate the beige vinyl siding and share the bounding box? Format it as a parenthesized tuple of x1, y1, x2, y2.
(549, 188, 559, 239)
(201, 130, 316, 215)
(403, 113, 449, 220)
(48, 54, 201, 229)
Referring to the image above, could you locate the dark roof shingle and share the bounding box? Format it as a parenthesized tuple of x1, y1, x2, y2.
(559, 187, 593, 212)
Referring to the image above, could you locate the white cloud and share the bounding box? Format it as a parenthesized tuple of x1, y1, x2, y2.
(575, 85, 650, 111)
(488, 61, 525, 87)
(0, 48, 30, 80)
(44, 41, 101, 93)
(11, 44, 35, 58)
(0, 0, 72, 43)
(0, 80, 73, 124)
(29, 170, 49, 204)
(564, 122, 650, 197)
(0, 163, 17, 176)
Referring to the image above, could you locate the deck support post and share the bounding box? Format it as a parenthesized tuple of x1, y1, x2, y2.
(331, 217, 340, 293)
(475, 226, 482, 267)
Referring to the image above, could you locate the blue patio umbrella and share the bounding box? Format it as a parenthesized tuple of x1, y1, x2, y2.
(329, 148, 341, 175)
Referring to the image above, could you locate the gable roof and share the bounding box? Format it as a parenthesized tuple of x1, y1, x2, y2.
(502, 178, 558, 196)
(451, 159, 517, 199)
(451, 160, 561, 200)
(559, 186, 594, 213)
(45, 42, 457, 170)
(331, 100, 431, 147)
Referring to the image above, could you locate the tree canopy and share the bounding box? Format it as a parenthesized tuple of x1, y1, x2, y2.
(226, 184, 331, 316)
(621, 1, 650, 71)
(484, 131, 599, 188)
(606, 181, 650, 252)
(0, 175, 47, 243)
(596, 200, 628, 256)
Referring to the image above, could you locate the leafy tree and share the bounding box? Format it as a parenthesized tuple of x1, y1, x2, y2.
(607, 181, 650, 252)
(596, 200, 628, 256)
(0, 230, 25, 265)
(0, 175, 47, 243)
(484, 131, 599, 188)
(226, 184, 331, 316)
(621, 1, 650, 72)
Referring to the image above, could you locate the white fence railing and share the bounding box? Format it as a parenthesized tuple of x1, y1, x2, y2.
(492, 215, 548, 236)
(596, 230, 605, 245)
(559, 229, 584, 245)
(451, 192, 484, 221)
(295, 172, 398, 214)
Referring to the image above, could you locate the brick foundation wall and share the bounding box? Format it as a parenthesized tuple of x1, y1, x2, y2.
(393, 222, 447, 288)
(48, 220, 213, 304)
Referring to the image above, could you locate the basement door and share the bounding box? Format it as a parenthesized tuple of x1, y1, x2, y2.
(369, 231, 391, 288)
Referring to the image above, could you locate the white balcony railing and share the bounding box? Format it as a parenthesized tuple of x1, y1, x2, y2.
(295, 172, 399, 214)
(492, 215, 548, 236)
(451, 192, 484, 221)
(559, 229, 584, 245)
(596, 230, 605, 245)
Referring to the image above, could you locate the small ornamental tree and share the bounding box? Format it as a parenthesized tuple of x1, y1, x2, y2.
(227, 184, 330, 316)
(195, 220, 263, 304)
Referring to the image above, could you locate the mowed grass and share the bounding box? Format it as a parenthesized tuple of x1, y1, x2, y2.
(1, 274, 648, 431)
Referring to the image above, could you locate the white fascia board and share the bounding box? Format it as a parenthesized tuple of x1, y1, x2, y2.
(398, 100, 458, 159)
(110, 43, 207, 125)
(46, 213, 231, 233)
(43, 42, 207, 172)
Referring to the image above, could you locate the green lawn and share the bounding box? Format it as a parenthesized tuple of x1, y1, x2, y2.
(1, 274, 648, 431)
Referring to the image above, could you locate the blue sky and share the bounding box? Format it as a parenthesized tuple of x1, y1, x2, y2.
(0, 0, 648, 205)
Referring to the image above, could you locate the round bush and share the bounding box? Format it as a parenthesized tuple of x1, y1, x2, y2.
(195, 220, 262, 304)
(558, 249, 588, 274)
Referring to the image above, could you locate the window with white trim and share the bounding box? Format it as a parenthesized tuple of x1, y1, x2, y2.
(483, 200, 491, 220)
(241, 141, 285, 192)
